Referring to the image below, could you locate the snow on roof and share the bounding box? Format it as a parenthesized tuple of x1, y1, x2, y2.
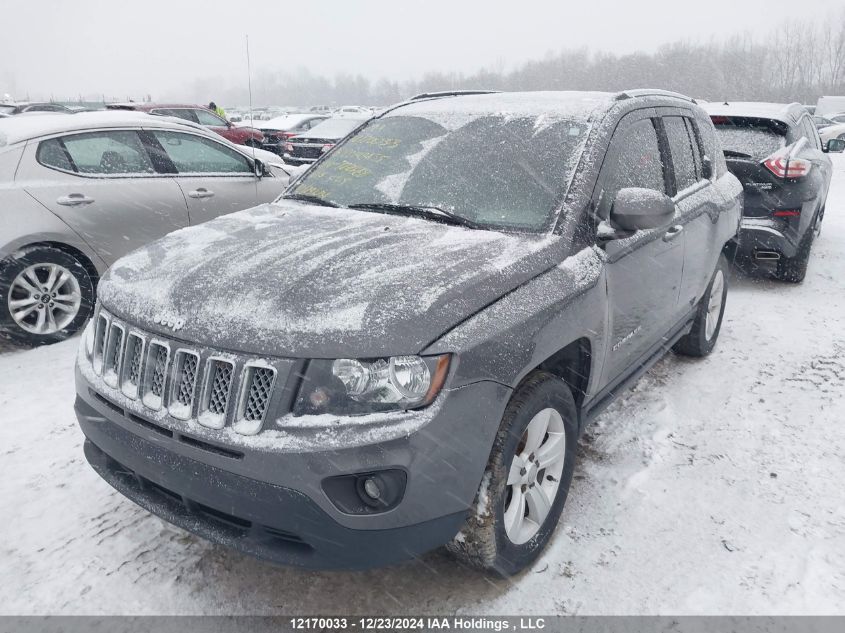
(702, 101, 803, 122)
(0, 110, 211, 146)
(394, 91, 618, 120)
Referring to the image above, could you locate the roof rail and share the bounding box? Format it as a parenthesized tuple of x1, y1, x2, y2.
(409, 90, 501, 101)
(615, 89, 697, 104)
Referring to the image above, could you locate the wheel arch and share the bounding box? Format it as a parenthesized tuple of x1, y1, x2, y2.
(522, 337, 593, 411)
(7, 240, 102, 288)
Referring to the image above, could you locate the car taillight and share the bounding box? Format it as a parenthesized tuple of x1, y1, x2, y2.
(321, 144, 334, 153)
(762, 154, 811, 179)
(772, 209, 801, 217)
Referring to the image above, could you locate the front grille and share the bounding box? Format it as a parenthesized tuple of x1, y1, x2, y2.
(102, 323, 125, 387)
(291, 145, 323, 159)
(121, 334, 144, 398)
(89, 309, 285, 437)
(234, 365, 276, 435)
(169, 350, 199, 420)
(142, 342, 169, 409)
(243, 366, 275, 422)
(92, 313, 109, 374)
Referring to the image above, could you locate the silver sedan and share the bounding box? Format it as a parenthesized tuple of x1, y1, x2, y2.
(0, 111, 293, 345)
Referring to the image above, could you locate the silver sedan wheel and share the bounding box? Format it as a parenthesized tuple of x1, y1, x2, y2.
(504, 408, 567, 545)
(8, 263, 82, 335)
(705, 269, 725, 341)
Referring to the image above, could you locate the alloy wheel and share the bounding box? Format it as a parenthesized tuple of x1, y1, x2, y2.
(504, 408, 567, 545)
(8, 263, 82, 335)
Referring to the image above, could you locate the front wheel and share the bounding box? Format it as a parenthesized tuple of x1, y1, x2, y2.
(0, 246, 95, 346)
(673, 254, 729, 357)
(447, 372, 578, 576)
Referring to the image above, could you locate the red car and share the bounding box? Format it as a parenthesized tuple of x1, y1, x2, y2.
(105, 103, 264, 147)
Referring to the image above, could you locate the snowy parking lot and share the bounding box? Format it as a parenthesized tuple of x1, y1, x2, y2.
(1, 155, 844, 616)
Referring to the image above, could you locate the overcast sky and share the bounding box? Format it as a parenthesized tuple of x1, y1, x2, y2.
(0, 0, 838, 101)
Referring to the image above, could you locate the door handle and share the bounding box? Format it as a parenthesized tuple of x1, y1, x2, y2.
(662, 224, 684, 242)
(188, 188, 215, 199)
(56, 193, 95, 206)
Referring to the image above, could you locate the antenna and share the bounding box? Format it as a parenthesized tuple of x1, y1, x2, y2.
(245, 34, 259, 187)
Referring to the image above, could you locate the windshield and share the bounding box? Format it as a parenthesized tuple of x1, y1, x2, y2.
(0, 104, 16, 115)
(287, 110, 589, 231)
(711, 116, 787, 158)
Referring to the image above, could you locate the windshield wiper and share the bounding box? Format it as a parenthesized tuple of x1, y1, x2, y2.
(348, 202, 482, 229)
(281, 193, 342, 208)
(722, 149, 753, 158)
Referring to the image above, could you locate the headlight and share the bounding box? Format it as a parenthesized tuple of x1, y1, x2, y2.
(294, 355, 450, 416)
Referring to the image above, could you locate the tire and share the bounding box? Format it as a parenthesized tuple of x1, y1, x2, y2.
(0, 246, 95, 346)
(776, 229, 813, 283)
(813, 206, 825, 238)
(447, 372, 578, 576)
(673, 254, 729, 357)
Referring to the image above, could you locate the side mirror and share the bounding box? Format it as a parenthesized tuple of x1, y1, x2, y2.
(610, 187, 675, 232)
(254, 159, 266, 179)
(702, 154, 714, 179)
(824, 138, 845, 153)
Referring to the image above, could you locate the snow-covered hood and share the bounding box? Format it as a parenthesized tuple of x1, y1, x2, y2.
(97, 202, 568, 358)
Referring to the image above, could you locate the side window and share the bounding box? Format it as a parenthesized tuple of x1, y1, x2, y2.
(150, 131, 251, 174)
(37, 138, 74, 172)
(59, 131, 155, 175)
(694, 110, 726, 177)
(800, 116, 821, 150)
(683, 118, 703, 178)
(663, 116, 697, 192)
(194, 109, 227, 127)
(600, 118, 665, 217)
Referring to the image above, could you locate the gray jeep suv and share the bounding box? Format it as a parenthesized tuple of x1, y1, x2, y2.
(75, 90, 742, 575)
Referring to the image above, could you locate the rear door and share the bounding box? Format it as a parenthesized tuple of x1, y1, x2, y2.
(660, 113, 719, 313)
(19, 129, 188, 265)
(143, 129, 279, 224)
(595, 111, 685, 387)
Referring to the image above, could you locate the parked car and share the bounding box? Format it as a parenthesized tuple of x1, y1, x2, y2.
(827, 113, 845, 124)
(705, 102, 844, 282)
(282, 116, 367, 165)
(813, 115, 836, 129)
(253, 114, 329, 155)
(819, 120, 845, 145)
(0, 111, 291, 345)
(106, 103, 264, 148)
(75, 89, 742, 575)
(333, 105, 371, 118)
(0, 102, 72, 115)
(815, 96, 845, 118)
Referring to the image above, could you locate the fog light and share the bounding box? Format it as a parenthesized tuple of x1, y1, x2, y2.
(362, 477, 381, 500)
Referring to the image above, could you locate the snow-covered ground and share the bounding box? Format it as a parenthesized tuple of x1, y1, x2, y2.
(2, 155, 844, 616)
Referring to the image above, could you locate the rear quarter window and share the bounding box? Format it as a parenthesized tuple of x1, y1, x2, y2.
(694, 110, 727, 177)
(37, 138, 74, 172)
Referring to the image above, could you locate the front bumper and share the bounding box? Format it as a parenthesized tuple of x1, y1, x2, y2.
(75, 360, 511, 569)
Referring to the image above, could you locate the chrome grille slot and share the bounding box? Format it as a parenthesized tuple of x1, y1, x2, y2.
(168, 350, 200, 420)
(142, 342, 169, 410)
(102, 323, 125, 387)
(120, 333, 145, 399)
(198, 358, 234, 429)
(234, 365, 276, 435)
(92, 313, 109, 375)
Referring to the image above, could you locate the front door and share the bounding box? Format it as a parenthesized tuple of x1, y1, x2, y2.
(20, 129, 189, 266)
(595, 112, 685, 387)
(143, 129, 271, 225)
